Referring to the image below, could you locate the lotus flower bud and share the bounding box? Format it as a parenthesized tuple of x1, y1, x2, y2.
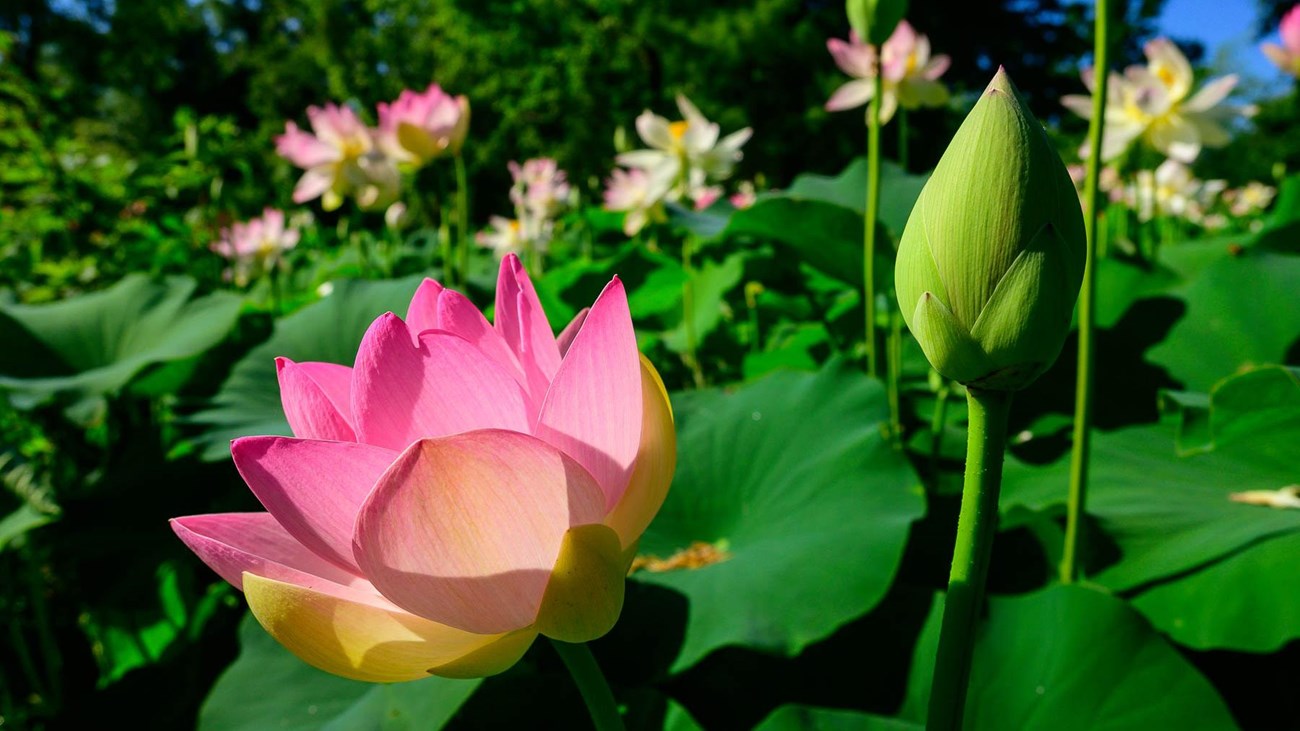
(846, 0, 908, 45)
(895, 69, 1085, 391)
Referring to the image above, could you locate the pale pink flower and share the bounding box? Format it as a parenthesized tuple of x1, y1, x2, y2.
(476, 216, 526, 257)
(691, 185, 723, 210)
(172, 256, 676, 682)
(509, 158, 572, 220)
(1063, 39, 1253, 162)
(603, 167, 669, 236)
(376, 84, 470, 165)
(276, 104, 399, 211)
(211, 208, 300, 286)
(617, 95, 752, 198)
(1263, 6, 1300, 77)
(825, 23, 950, 124)
(730, 181, 757, 209)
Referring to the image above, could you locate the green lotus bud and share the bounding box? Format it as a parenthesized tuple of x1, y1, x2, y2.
(846, 0, 907, 46)
(895, 69, 1085, 391)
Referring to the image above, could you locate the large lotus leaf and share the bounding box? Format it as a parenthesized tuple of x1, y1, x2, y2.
(200, 613, 479, 731)
(1130, 530, 1300, 652)
(784, 158, 929, 237)
(724, 159, 924, 288)
(1145, 249, 1300, 391)
(898, 587, 1236, 730)
(1001, 367, 1300, 591)
(661, 253, 746, 353)
(631, 361, 925, 672)
(0, 274, 241, 402)
(1089, 257, 1180, 329)
(188, 276, 425, 459)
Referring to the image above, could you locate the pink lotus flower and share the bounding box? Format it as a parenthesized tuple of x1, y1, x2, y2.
(276, 104, 399, 211)
(1263, 6, 1300, 77)
(172, 256, 676, 682)
(210, 208, 300, 287)
(376, 84, 471, 165)
(508, 158, 572, 220)
(826, 22, 950, 124)
(603, 167, 669, 236)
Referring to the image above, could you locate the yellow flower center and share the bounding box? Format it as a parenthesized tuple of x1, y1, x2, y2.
(668, 120, 690, 140)
(1155, 64, 1177, 89)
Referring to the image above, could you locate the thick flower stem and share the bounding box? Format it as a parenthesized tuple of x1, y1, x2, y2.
(454, 153, 471, 286)
(551, 639, 625, 731)
(864, 72, 883, 379)
(1062, 0, 1110, 585)
(927, 388, 1012, 731)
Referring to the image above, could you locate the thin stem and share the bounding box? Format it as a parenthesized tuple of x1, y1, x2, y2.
(927, 388, 1012, 731)
(454, 154, 471, 285)
(864, 72, 883, 378)
(681, 236, 705, 389)
(551, 639, 625, 731)
(440, 204, 455, 287)
(886, 304, 903, 445)
(1062, 0, 1110, 585)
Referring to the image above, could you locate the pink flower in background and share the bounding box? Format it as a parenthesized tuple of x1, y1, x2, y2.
(171, 256, 676, 682)
(476, 215, 526, 257)
(276, 104, 398, 211)
(691, 185, 723, 211)
(603, 167, 669, 236)
(509, 158, 572, 220)
(376, 84, 471, 165)
(826, 23, 950, 124)
(1263, 6, 1300, 77)
(729, 181, 757, 209)
(210, 208, 300, 287)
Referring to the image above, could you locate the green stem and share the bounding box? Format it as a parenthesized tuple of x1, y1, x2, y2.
(681, 236, 705, 389)
(1062, 0, 1110, 585)
(886, 303, 903, 445)
(551, 639, 625, 731)
(440, 204, 455, 287)
(864, 73, 883, 378)
(927, 388, 1012, 731)
(454, 154, 471, 285)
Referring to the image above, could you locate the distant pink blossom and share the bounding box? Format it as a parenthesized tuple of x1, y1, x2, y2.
(691, 185, 723, 211)
(211, 208, 300, 286)
(509, 158, 572, 220)
(376, 84, 470, 165)
(603, 167, 669, 236)
(826, 23, 950, 124)
(276, 104, 397, 211)
(1263, 6, 1300, 77)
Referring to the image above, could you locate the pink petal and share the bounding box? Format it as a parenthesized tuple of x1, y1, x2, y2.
(436, 290, 526, 382)
(292, 167, 335, 204)
(231, 436, 398, 573)
(826, 79, 875, 112)
(276, 358, 355, 442)
(535, 278, 642, 510)
(494, 255, 562, 403)
(404, 278, 445, 339)
(170, 512, 359, 591)
(557, 308, 590, 357)
(353, 430, 608, 634)
(350, 313, 531, 450)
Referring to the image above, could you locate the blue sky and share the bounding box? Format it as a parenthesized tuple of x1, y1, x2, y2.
(1159, 0, 1289, 97)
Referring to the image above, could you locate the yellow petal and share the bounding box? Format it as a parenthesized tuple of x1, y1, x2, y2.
(604, 355, 677, 547)
(243, 572, 536, 683)
(534, 524, 626, 643)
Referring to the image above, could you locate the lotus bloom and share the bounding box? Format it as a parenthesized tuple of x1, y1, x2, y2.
(475, 216, 526, 257)
(617, 95, 752, 196)
(376, 84, 471, 165)
(1263, 6, 1300, 77)
(276, 104, 399, 211)
(211, 208, 300, 287)
(1225, 181, 1277, 218)
(509, 158, 572, 221)
(896, 70, 1085, 392)
(171, 256, 676, 682)
(603, 167, 669, 236)
(825, 22, 951, 124)
(730, 181, 757, 209)
(1127, 160, 1226, 223)
(1062, 39, 1253, 163)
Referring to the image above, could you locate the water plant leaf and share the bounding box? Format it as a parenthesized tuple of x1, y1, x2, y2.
(632, 361, 924, 672)
(0, 274, 241, 403)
